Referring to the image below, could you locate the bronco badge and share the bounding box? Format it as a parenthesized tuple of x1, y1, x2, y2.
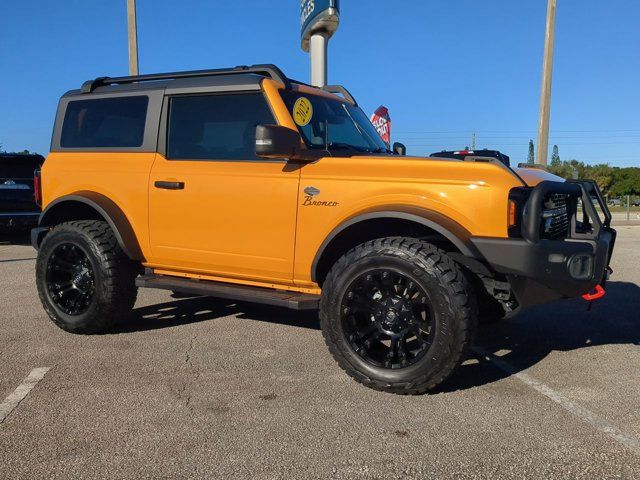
(302, 196, 339, 207)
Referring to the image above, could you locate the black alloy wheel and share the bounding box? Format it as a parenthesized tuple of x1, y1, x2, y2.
(45, 243, 96, 316)
(341, 269, 434, 369)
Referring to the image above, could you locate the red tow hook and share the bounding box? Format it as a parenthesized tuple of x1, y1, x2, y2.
(582, 285, 605, 302)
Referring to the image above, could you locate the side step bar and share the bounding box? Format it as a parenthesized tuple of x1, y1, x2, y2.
(135, 274, 320, 311)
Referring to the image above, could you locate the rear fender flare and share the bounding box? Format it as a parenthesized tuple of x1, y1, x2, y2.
(38, 192, 144, 261)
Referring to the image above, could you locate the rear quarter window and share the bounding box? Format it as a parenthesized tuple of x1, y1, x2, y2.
(60, 96, 148, 148)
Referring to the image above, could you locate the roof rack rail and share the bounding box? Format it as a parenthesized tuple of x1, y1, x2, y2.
(80, 63, 291, 93)
(322, 85, 358, 106)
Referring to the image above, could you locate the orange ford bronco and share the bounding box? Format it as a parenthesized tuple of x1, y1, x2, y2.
(32, 64, 616, 394)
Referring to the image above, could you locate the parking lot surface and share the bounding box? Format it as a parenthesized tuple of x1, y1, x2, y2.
(1, 227, 639, 479)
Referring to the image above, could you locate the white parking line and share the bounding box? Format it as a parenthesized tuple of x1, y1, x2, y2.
(0, 367, 50, 424)
(473, 347, 640, 456)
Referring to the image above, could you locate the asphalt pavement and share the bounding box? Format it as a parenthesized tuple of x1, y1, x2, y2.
(1, 227, 639, 479)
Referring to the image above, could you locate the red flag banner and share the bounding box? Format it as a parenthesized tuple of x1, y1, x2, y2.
(370, 106, 391, 147)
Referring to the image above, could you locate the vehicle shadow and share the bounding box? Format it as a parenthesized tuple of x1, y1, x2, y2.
(115, 294, 320, 334)
(118, 281, 639, 393)
(437, 280, 640, 392)
(0, 230, 31, 246)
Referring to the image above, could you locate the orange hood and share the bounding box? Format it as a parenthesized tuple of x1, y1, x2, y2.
(513, 167, 565, 186)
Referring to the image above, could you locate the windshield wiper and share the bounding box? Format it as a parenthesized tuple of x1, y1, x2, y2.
(371, 147, 393, 154)
(327, 142, 370, 152)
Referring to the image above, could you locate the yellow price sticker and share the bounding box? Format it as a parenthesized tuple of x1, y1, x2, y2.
(293, 97, 313, 127)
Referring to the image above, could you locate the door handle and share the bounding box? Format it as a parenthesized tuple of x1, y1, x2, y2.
(154, 181, 185, 190)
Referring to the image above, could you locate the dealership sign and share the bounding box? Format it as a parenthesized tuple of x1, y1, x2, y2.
(300, 0, 340, 51)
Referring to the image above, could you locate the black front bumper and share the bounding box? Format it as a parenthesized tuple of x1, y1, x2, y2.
(471, 180, 616, 309)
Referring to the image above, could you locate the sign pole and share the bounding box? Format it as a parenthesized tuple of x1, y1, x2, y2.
(310, 33, 328, 87)
(300, 0, 339, 87)
(127, 0, 139, 76)
(536, 0, 556, 165)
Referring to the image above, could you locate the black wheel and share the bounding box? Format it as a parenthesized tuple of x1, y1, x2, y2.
(36, 220, 139, 334)
(320, 237, 477, 394)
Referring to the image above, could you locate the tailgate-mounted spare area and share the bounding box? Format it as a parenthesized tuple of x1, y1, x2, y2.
(471, 179, 616, 309)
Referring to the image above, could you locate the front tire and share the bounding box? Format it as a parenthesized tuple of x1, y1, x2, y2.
(36, 220, 138, 334)
(320, 237, 477, 394)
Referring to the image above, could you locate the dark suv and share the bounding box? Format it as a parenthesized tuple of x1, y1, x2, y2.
(0, 153, 43, 231)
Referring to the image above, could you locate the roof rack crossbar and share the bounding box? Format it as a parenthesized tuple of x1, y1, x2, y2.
(81, 64, 291, 93)
(322, 85, 358, 106)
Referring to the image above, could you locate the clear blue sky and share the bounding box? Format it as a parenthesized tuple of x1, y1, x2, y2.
(1, 0, 638, 166)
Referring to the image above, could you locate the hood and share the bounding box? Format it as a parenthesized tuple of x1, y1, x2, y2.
(513, 167, 565, 186)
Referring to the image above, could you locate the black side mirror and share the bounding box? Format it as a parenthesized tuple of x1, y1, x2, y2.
(392, 142, 406, 156)
(255, 125, 302, 160)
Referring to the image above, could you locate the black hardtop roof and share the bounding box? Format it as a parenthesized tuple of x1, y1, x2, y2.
(62, 73, 265, 97)
(64, 63, 358, 105)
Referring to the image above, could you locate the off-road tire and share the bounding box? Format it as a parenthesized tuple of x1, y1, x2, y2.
(320, 237, 477, 394)
(36, 220, 138, 334)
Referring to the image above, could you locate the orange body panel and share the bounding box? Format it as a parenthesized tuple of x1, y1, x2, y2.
(42, 80, 537, 292)
(41, 151, 155, 258)
(293, 156, 523, 286)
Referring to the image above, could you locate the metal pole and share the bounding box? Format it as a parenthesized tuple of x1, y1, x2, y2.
(309, 32, 328, 87)
(127, 0, 139, 75)
(536, 0, 556, 165)
(628, 195, 631, 221)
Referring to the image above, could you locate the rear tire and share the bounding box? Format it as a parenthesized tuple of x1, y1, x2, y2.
(36, 220, 138, 334)
(320, 237, 477, 395)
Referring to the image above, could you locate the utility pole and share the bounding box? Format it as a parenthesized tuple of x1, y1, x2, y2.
(471, 133, 477, 150)
(126, 0, 139, 75)
(536, 0, 557, 165)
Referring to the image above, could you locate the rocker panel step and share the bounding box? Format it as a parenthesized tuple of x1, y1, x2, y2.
(135, 274, 320, 310)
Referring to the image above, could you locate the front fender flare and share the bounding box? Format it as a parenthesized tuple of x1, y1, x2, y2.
(311, 207, 481, 282)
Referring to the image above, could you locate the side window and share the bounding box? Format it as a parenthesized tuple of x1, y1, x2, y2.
(61, 96, 148, 148)
(167, 93, 275, 160)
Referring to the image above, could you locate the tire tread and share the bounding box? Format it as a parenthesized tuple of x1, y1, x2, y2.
(319, 236, 477, 394)
(36, 220, 138, 334)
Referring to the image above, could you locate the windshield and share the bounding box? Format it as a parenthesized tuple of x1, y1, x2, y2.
(280, 90, 390, 154)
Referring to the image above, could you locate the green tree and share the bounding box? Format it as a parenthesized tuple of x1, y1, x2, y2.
(527, 139, 535, 164)
(610, 168, 640, 198)
(551, 145, 561, 167)
(586, 163, 614, 196)
(548, 160, 575, 179)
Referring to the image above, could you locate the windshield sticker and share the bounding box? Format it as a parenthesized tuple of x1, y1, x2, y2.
(293, 97, 313, 127)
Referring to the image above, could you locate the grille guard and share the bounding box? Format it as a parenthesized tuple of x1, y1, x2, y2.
(522, 180, 612, 243)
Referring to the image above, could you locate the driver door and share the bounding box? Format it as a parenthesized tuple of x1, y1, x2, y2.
(148, 92, 300, 284)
